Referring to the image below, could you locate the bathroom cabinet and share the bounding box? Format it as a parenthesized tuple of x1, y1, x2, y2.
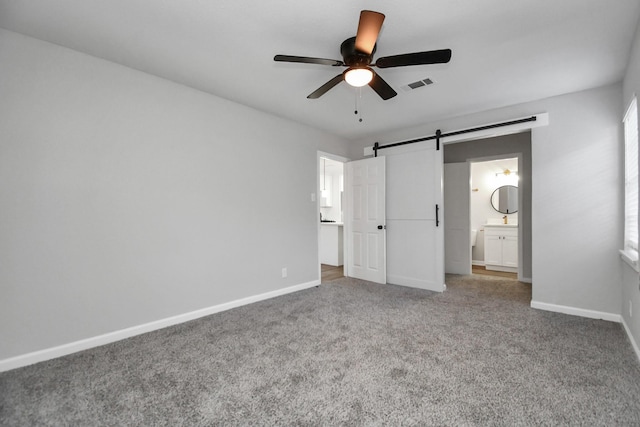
(484, 225, 518, 272)
(320, 223, 343, 266)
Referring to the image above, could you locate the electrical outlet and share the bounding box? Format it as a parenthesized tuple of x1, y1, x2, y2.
(282, 267, 287, 278)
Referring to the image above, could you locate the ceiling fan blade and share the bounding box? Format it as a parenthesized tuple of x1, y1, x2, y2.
(355, 10, 385, 54)
(307, 74, 344, 99)
(368, 72, 397, 100)
(375, 49, 452, 68)
(274, 55, 344, 66)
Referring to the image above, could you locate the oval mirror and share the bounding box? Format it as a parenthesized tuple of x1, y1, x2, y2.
(491, 185, 518, 214)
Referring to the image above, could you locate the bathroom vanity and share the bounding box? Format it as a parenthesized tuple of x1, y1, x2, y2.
(320, 223, 343, 266)
(484, 224, 518, 272)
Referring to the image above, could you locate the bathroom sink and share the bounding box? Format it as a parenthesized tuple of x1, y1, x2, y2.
(486, 218, 516, 226)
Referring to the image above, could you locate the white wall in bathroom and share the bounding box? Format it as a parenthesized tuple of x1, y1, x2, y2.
(470, 158, 518, 263)
(320, 158, 344, 223)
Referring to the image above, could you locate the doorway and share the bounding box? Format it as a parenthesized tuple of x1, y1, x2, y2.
(442, 131, 532, 283)
(318, 153, 347, 283)
(444, 155, 520, 279)
(470, 157, 519, 280)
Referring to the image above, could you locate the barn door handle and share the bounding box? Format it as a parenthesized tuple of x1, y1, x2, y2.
(435, 204, 440, 227)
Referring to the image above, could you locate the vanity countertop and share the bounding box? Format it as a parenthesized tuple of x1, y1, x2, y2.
(484, 223, 517, 228)
(320, 222, 344, 226)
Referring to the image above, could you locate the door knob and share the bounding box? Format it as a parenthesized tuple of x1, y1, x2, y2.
(377, 225, 385, 230)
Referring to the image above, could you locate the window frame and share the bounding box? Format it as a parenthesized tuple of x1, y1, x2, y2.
(621, 96, 639, 271)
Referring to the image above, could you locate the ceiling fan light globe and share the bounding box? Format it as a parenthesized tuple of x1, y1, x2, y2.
(345, 68, 373, 87)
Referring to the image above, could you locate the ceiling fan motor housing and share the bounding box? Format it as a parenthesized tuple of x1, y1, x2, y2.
(340, 37, 375, 67)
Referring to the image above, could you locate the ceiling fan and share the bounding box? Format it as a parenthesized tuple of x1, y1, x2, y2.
(274, 10, 452, 100)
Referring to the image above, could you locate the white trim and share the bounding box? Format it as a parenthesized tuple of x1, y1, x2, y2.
(620, 249, 640, 272)
(519, 277, 532, 284)
(318, 151, 350, 164)
(0, 279, 320, 373)
(623, 95, 638, 123)
(317, 151, 349, 281)
(623, 97, 639, 257)
(530, 300, 621, 323)
(621, 317, 640, 363)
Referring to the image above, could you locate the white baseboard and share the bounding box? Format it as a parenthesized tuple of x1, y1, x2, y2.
(621, 317, 640, 363)
(472, 261, 485, 266)
(519, 277, 532, 283)
(530, 300, 622, 323)
(0, 279, 320, 373)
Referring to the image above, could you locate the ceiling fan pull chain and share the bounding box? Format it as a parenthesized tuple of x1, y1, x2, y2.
(354, 89, 358, 115)
(354, 88, 363, 122)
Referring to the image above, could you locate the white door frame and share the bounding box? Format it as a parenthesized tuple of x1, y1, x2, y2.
(467, 153, 524, 281)
(317, 151, 349, 281)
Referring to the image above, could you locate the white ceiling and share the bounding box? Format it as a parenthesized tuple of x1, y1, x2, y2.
(1, 0, 638, 140)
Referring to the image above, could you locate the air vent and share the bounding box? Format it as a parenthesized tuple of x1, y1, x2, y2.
(401, 78, 435, 92)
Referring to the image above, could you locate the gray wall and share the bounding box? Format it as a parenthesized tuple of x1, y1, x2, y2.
(444, 132, 532, 279)
(348, 82, 623, 319)
(0, 29, 349, 360)
(3, 17, 638, 362)
(621, 18, 640, 352)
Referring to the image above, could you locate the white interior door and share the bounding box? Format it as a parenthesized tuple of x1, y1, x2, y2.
(444, 162, 471, 275)
(345, 157, 386, 284)
(385, 142, 444, 292)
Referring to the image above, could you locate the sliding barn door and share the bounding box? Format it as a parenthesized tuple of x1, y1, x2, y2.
(444, 162, 471, 275)
(385, 141, 444, 292)
(345, 157, 386, 284)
